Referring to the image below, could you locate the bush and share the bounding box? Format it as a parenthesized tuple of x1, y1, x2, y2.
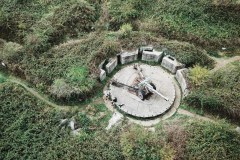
(119, 23, 133, 38)
(185, 62, 240, 121)
(65, 66, 95, 94)
(189, 65, 209, 87)
(163, 40, 215, 68)
(0, 41, 23, 63)
(49, 79, 72, 99)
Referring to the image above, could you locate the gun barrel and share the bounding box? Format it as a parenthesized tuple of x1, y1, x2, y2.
(145, 83, 169, 101)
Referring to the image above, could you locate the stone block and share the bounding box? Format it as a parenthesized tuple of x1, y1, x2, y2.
(120, 50, 138, 64)
(106, 58, 118, 74)
(175, 68, 190, 97)
(99, 69, 106, 81)
(139, 45, 153, 54)
(161, 55, 185, 73)
(98, 59, 106, 69)
(142, 50, 163, 62)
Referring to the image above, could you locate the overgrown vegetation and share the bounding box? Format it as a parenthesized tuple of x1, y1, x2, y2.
(185, 120, 240, 159)
(1, 84, 239, 159)
(1, 1, 240, 159)
(0, 82, 123, 159)
(108, 0, 240, 48)
(185, 62, 240, 122)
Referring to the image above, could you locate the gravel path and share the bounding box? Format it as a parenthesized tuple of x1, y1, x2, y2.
(211, 56, 240, 72)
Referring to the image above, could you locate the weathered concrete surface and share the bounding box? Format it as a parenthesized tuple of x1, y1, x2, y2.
(142, 50, 163, 62)
(120, 51, 138, 64)
(106, 112, 123, 130)
(99, 69, 106, 81)
(106, 58, 118, 74)
(175, 68, 190, 97)
(109, 64, 176, 118)
(103, 73, 182, 126)
(98, 59, 106, 69)
(139, 46, 153, 54)
(161, 55, 185, 73)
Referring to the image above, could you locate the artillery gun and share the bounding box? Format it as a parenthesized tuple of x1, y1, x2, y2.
(111, 64, 169, 101)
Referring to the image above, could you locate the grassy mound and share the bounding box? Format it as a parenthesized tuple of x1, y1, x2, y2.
(0, 0, 99, 47)
(0, 30, 214, 102)
(108, 0, 240, 48)
(185, 61, 240, 122)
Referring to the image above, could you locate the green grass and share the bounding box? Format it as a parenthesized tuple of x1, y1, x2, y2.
(0, 73, 6, 83)
(180, 104, 204, 116)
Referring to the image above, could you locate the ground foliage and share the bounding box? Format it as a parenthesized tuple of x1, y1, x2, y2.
(108, 0, 240, 48)
(0, 1, 240, 159)
(1, 83, 240, 159)
(0, 82, 123, 159)
(185, 62, 240, 122)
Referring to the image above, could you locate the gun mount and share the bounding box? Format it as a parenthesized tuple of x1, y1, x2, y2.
(111, 63, 169, 101)
(105, 64, 177, 118)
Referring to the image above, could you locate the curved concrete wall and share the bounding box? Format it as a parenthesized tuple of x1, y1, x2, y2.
(175, 68, 190, 97)
(161, 55, 185, 73)
(98, 46, 190, 97)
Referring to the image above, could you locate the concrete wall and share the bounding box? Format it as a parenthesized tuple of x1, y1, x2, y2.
(106, 58, 118, 74)
(175, 68, 190, 97)
(142, 50, 163, 62)
(139, 46, 153, 54)
(99, 69, 106, 81)
(98, 59, 106, 69)
(120, 50, 138, 64)
(161, 55, 185, 73)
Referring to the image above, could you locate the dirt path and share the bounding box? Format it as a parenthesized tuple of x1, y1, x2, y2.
(177, 108, 214, 122)
(211, 56, 240, 72)
(9, 78, 74, 111)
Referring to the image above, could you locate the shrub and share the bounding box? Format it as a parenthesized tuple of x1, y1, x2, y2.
(119, 23, 133, 38)
(189, 65, 209, 87)
(49, 79, 72, 99)
(65, 66, 95, 94)
(66, 66, 89, 84)
(0, 41, 23, 63)
(185, 62, 240, 121)
(163, 40, 215, 68)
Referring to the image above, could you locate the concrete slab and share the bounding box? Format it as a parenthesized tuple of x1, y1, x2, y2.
(106, 58, 118, 74)
(139, 45, 154, 54)
(98, 59, 107, 69)
(99, 69, 106, 81)
(161, 55, 185, 73)
(175, 68, 190, 97)
(142, 50, 163, 62)
(120, 50, 138, 64)
(109, 64, 176, 118)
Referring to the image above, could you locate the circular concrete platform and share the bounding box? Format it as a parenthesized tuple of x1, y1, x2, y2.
(108, 64, 176, 118)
